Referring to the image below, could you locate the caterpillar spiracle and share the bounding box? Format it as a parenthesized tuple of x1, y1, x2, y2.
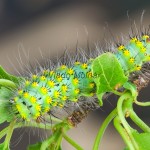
(5, 31, 149, 122)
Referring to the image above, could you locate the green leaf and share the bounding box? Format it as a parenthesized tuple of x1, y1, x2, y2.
(27, 142, 42, 150)
(0, 66, 23, 124)
(0, 66, 24, 87)
(0, 66, 24, 123)
(0, 87, 13, 100)
(0, 143, 10, 150)
(123, 131, 150, 150)
(132, 132, 150, 150)
(0, 87, 14, 123)
(91, 53, 128, 106)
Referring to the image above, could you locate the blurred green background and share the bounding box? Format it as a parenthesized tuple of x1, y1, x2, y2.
(0, 0, 150, 150)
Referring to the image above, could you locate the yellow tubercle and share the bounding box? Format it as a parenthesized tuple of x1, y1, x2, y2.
(32, 75, 37, 79)
(30, 96, 36, 103)
(21, 113, 27, 120)
(87, 71, 92, 78)
(46, 96, 52, 104)
(62, 96, 67, 101)
(59, 104, 64, 108)
(44, 107, 50, 112)
(123, 49, 130, 56)
(142, 35, 149, 39)
(140, 47, 146, 53)
(54, 91, 60, 98)
(129, 57, 135, 63)
(73, 78, 79, 85)
(48, 80, 55, 87)
(41, 87, 48, 94)
(34, 112, 40, 119)
(118, 45, 125, 51)
(32, 82, 38, 87)
(130, 37, 138, 43)
(135, 65, 141, 71)
(136, 40, 143, 47)
(25, 80, 30, 85)
(62, 85, 68, 92)
(35, 104, 41, 111)
(90, 83, 95, 88)
(68, 68, 74, 75)
(82, 63, 88, 69)
(57, 76, 63, 82)
(147, 55, 150, 60)
(49, 71, 54, 76)
(74, 61, 80, 65)
(23, 92, 29, 98)
(75, 89, 80, 94)
(40, 76, 46, 81)
(16, 104, 21, 111)
(61, 65, 66, 69)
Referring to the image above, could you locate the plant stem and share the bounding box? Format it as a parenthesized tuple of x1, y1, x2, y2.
(92, 108, 117, 150)
(134, 100, 150, 106)
(117, 92, 138, 149)
(0, 126, 9, 139)
(3, 120, 16, 150)
(55, 136, 63, 150)
(62, 132, 84, 150)
(40, 121, 71, 150)
(130, 109, 150, 132)
(40, 130, 60, 150)
(113, 116, 135, 150)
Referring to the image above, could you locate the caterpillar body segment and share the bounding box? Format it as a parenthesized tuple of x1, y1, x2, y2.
(115, 35, 150, 73)
(12, 62, 96, 121)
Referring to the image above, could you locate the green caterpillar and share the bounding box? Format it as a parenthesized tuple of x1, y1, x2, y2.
(11, 34, 150, 122)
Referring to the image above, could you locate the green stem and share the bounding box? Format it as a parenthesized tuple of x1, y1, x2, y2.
(113, 116, 135, 150)
(55, 135, 63, 150)
(112, 90, 124, 96)
(130, 109, 150, 132)
(3, 120, 16, 150)
(134, 100, 150, 106)
(40, 130, 60, 150)
(0, 79, 16, 89)
(117, 92, 138, 149)
(0, 127, 9, 139)
(62, 132, 84, 150)
(92, 108, 117, 150)
(40, 121, 71, 150)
